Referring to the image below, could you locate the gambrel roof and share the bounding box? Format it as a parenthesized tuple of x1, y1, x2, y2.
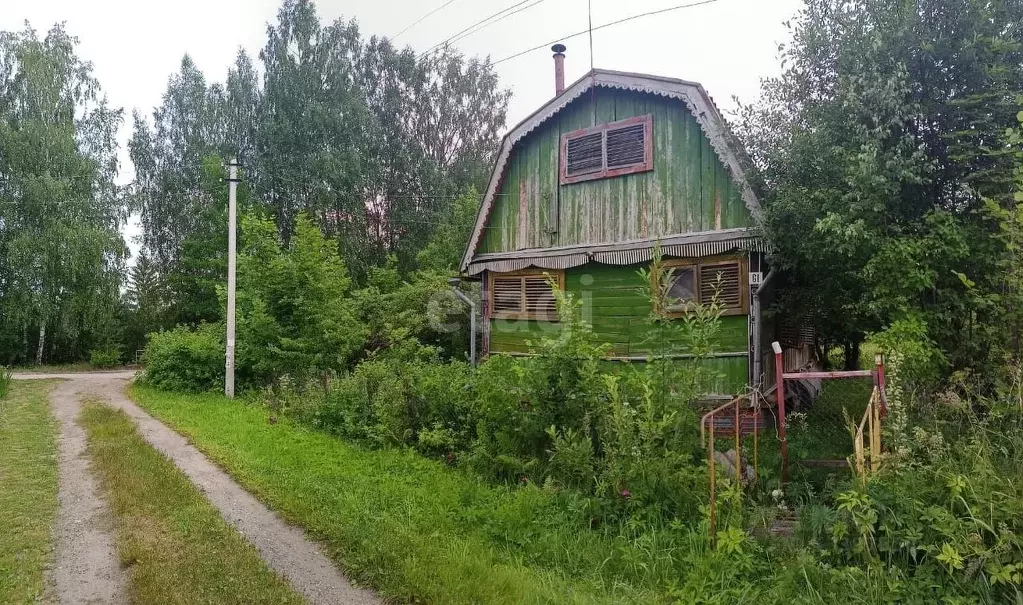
(460, 69, 762, 274)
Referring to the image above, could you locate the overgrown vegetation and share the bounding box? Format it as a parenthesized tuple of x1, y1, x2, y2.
(133, 361, 1023, 603)
(0, 380, 58, 604)
(130, 385, 672, 604)
(80, 403, 304, 604)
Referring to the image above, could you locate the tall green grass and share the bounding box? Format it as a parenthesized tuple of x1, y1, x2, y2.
(0, 366, 12, 399)
(129, 385, 697, 604)
(0, 380, 58, 603)
(81, 402, 304, 604)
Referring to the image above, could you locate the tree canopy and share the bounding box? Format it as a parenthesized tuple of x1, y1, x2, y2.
(737, 0, 1023, 377)
(0, 24, 126, 364)
(130, 0, 508, 283)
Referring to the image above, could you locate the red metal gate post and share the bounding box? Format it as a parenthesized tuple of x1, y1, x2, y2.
(773, 341, 789, 484)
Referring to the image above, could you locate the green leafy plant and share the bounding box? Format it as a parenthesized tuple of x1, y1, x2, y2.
(139, 324, 224, 392)
(89, 347, 121, 369)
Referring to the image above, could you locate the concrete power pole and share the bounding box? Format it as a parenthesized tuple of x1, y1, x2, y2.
(225, 159, 239, 398)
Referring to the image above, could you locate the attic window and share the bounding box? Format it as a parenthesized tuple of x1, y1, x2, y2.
(560, 115, 653, 185)
(662, 258, 747, 316)
(489, 270, 564, 321)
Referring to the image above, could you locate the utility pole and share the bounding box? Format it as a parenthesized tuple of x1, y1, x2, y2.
(225, 159, 239, 398)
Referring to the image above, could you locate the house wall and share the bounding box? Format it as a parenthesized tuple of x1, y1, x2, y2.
(487, 262, 750, 395)
(478, 89, 752, 254)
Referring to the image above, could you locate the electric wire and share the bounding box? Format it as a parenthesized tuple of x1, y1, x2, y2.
(493, 0, 721, 65)
(443, 0, 549, 49)
(425, 0, 541, 54)
(392, 0, 460, 40)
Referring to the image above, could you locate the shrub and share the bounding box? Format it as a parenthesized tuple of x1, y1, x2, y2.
(140, 324, 224, 392)
(280, 254, 724, 524)
(89, 347, 121, 369)
(305, 356, 475, 454)
(233, 212, 367, 387)
(866, 315, 946, 396)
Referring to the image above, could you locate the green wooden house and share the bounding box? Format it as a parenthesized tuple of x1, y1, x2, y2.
(459, 65, 805, 398)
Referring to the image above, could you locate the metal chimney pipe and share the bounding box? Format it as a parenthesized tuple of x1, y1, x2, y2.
(552, 44, 566, 95)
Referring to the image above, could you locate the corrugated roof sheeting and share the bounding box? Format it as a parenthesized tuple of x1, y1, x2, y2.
(467, 236, 763, 276)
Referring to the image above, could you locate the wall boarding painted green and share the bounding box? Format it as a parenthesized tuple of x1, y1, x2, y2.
(489, 262, 750, 395)
(478, 89, 752, 254)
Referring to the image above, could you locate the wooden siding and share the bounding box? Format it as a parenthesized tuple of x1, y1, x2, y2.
(488, 262, 750, 395)
(478, 89, 751, 254)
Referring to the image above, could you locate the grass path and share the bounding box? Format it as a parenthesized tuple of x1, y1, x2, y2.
(80, 403, 305, 604)
(0, 380, 58, 604)
(130, 385, 668, 605)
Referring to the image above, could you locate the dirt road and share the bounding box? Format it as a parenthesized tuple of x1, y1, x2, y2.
(16, 372, 379, 605)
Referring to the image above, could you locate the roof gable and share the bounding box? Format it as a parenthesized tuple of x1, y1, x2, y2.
(460, 69, 762, 273)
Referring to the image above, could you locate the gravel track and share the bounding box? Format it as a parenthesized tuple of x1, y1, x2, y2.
(16, 372, 379, 605)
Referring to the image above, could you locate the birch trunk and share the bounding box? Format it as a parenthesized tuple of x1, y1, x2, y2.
(36, 323, 46, 365)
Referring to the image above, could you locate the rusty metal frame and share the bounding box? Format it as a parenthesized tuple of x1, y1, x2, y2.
(701, 391, 757, 543)
(774, 345, 887, 485)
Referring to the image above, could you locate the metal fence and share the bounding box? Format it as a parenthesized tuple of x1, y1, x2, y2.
(701, 349, 888, 540)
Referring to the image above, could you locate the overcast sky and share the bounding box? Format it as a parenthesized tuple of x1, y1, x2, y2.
(3, 0, 803, 253)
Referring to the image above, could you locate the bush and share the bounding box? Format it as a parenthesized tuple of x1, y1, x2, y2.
(815, 405, 1023, 602)
(297, 353, 475, 455)
(89, 347, 121, 369)
(140, 324, 224, 392)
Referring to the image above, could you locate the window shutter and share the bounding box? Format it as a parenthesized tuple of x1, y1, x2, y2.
(493, 276, 523, 314)
(565, 132, 603, 176)
(605, 123, 646, 169)
(700, 262, 741, 309)
(524, 276, 557, 319)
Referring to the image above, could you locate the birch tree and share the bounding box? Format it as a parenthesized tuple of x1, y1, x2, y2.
(0, 24, 125, 364)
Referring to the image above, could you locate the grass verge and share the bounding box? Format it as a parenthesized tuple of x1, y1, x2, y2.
(80, 402, 304, 604)
(0, 380, 58, 603)
(129, 385, 678, 604)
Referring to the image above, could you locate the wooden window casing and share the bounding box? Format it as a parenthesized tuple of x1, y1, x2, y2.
(488, 270, 565, 321)
(660, 256, 748, 317)
(560, 115, 654, 185)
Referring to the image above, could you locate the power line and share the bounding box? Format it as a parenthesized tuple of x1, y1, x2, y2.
(493, 0, 721, 65)
(392, 0, 461, 40)
(444, 0, 548, 49)
(425, 0, 541, 55)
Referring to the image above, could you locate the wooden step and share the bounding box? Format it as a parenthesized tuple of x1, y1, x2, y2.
(767, 510, 799, 538)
